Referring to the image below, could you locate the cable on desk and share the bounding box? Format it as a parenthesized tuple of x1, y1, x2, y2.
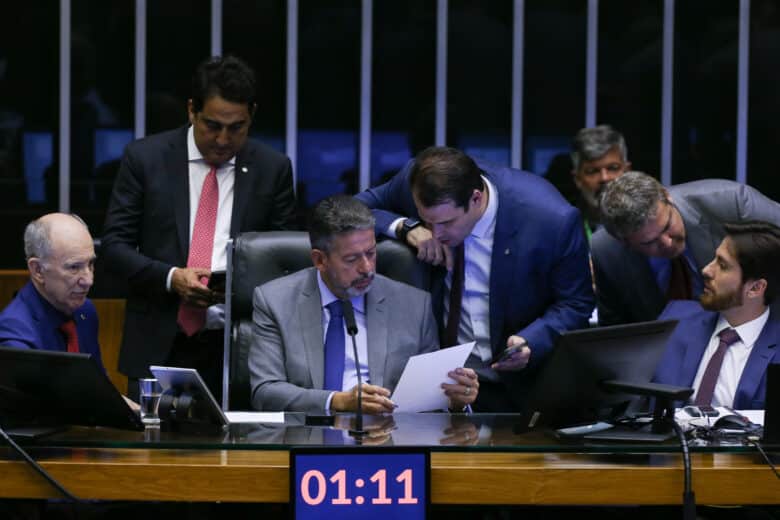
(671, 420, 696, 520)
(747, 435, 780, 480)
(0, 424, 80, 502)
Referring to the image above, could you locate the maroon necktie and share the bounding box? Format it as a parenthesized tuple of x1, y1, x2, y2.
(694, 328, 741, 406)
(59, 320, 80, 353)
(666, 255, 693, 301)
(443, 244, 465, 347)
(177, 167, 219, 336)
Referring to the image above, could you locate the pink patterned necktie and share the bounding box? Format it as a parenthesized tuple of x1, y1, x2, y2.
(177, 167, 218, 336)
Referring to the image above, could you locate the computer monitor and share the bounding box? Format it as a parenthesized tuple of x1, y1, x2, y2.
(0, 346, 143, 432)
(523, 319, 679, 428)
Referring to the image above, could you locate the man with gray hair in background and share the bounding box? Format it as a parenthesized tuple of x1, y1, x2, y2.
(570, 125, 632, 240)
(0, 213, 104, 366)
(591, 171, 780, 326)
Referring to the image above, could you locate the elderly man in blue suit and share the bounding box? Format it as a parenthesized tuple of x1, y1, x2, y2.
(356, 146, 594, 411)
(0, 213, 103, 366)
(654, 221, 780, 409)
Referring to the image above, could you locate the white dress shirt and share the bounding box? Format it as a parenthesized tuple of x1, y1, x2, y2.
(166, 126, 235, 289)
(447, 176, 498, 378)
(690, 308, 769, 407)
(317, 273, 370, 411)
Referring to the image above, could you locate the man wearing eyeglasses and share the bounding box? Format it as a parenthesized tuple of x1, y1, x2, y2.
(591, 171, 780, 326)
(102, 55, 296, 401)
(570, 125, 632, 242)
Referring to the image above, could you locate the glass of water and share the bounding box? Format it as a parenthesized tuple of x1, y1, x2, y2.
(139, 378, 162, 427)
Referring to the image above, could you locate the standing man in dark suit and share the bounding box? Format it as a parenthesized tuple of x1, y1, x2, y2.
(356, 147, 594, 412)
(0, 213, 102, 366)
(102, 55, 296, 400)
(592, 171, 780, 326)
(654, 222, 780, 409)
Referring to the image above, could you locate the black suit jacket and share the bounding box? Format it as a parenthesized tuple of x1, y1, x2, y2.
(101, 126, 296, 377)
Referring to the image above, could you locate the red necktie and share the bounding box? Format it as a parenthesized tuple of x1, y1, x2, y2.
(443, 244, 465, 347)
(59, 320, 80, 353)
(694, 328, 741, 406)
(177, 167, 219, 336)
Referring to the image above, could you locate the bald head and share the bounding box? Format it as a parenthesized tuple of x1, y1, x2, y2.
(25, 213, 95, 315)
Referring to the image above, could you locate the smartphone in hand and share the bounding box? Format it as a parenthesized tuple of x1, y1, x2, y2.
(491, 343, 526, 365)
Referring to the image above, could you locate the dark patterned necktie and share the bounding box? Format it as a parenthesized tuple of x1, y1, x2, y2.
(443, 244, 465, 347)
(666, 255, 693, 301)
(694, 328, 741, 406)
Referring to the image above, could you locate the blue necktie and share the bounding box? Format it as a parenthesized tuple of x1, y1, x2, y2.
(324, 301, 345, 391)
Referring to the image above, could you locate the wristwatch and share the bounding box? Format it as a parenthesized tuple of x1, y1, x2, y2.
(397, 218, 422, 244)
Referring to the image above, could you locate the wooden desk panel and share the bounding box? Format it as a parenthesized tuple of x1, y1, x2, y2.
(0, 449, 776, 505)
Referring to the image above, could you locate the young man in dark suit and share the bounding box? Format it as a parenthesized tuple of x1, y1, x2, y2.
(655, 222, 780, 409)
(356, 146, 594, 412)
(102, 55, 296, 400)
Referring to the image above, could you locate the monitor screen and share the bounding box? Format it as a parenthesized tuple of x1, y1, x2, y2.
(0, 346, 143, 431)
(523, 319, 679, 428)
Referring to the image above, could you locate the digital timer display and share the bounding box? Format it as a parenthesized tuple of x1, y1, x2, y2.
(291, 447, 429, 520)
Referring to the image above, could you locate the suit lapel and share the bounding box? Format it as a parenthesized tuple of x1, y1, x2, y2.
(230, 146, 254, 237)
(299, 270, 326, 389)
(168, 128, 192, 263)
(488, 174, 520, 355)
(734, 313, 779, 407)
(366, 281, 389, 388)
(675, 193, 717, 270)
(680, 312, 720, 387)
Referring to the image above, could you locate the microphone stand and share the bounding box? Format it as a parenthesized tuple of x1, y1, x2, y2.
(341, 299, 368, 439)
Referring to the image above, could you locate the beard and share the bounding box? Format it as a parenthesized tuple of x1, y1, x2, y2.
(700, 286, 743, 312)
(345, 272, 375, 298)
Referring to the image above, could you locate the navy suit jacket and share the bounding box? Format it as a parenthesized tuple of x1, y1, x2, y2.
(0, 282, 104, 369)
(101, 126, 296, 377)
(356, 159, 594, 408)
(654, 300, 780, 409)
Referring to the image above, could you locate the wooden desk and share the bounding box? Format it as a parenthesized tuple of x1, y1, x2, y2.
(1, 448, 777, 505)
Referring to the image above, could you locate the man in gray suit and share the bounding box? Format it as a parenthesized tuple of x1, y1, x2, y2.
(249, 195, 479, 414)
(592, 171, 780, 325)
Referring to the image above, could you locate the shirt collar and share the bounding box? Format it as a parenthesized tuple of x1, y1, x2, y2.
(316, 271, 366, 315)
(186, 125, 236, 167)
(469, 174, 498, 240)
(715, 307, 770, 348)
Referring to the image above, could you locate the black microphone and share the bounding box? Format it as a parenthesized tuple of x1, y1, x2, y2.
(341, 299, 367, 438)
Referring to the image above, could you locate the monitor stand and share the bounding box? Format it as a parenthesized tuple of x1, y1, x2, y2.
(582, 380, 694, 442)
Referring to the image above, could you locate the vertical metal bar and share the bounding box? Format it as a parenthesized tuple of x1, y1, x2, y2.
(435, 0, 448, 146)
(660, 0, 674, 185)
(222, 239, 233, 411)
(135, 0, 147, 139)
(585, 0, 599, 128)
(211, 0, 223, 57)
(359, 0, 373, 192)
(59, 0, 71, 212)
(510, 0, 525, 169)
(286, 0, 299, 184)
(736, 0, 750, 184)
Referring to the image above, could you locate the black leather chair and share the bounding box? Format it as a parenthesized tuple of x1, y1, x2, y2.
(225, 231, 430, 410)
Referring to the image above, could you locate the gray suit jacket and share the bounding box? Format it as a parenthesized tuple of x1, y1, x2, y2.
(249, 268, 439, 412)
(592, 179, 780, 325)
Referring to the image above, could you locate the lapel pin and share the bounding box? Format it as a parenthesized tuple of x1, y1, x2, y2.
(241, 166, 248, 173)
(504, 248, 510, 255)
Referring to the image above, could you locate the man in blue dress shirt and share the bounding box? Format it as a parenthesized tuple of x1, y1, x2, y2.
(0, 213, 103, 368)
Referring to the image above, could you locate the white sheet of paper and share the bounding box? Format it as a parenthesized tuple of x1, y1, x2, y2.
(391, 341, 475, 412)
(225, 411, 285, 424)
